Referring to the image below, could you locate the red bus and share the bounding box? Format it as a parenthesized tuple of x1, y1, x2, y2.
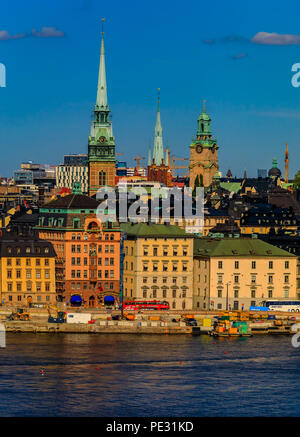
(123, 300, 170, 311)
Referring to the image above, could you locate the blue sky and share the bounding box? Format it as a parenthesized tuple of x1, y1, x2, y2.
(0, 0, 300, 178)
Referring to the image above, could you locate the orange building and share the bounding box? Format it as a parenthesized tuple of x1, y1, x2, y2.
(36, 188, 120, 308)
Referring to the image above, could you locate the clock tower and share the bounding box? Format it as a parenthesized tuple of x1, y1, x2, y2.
(189, 102, 219, 189)
(88, 21, 116, 196)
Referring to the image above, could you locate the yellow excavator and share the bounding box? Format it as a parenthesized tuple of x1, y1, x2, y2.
(7, 308, 31, 321)
(46, 304, 66, 323)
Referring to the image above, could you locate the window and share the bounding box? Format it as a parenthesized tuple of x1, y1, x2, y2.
(251, 301, 256, 307)
(45, 270, 50, 279)
(16, 270, 21, 279)
(251, 289, 256, 298)
(36, 283, 41, 292)
(99, 171, 106, 186)
(218, 289, 222, 298)
(218, 275, 223, 284)
(218, 261, 223, 269)
(26, 259, 31, 266)
(234, 290, 239, 298)
(17, 296, 22, 302)
(234, 261, 239, 269)
(234, 275, 239, 284)
(36, 259, 40, 266)
(71, 245, 76, 253)
(163, 263, 168, 272)
(252, 261, 256, 269)
(269, 261, 273, 269)
(173, 248, 178, 256)
(71, 270, 75, 278)
(285, 261, 289, 269)
(153, 290, 157, 298)
(143, 248, 148, 256)
(16, 259, 21, 266)
(284, 289, 289, 298)
(268, 290, 273, 298)
(153, 264, 158, 272)
(172, 264, 177, 272)
(45, 259, 49, 266)
(172, 290, 176, 298)
(7, 259, 12, 266)
(182, 263, 187, 272)
(163, 248, 168, 256)
(7, 283, 12, 291)
(143, 290, 147, 298)
(163, 290, 167, 298)
(153, 248, 158, 256)
(284, 275, 289, 284)
(251, 275, 256, 284)
(16, 283, 21, 291)
(233, 301, 239, 310)
(268, 275, 273, 284)
(36, 270, 41, 279)
(26, 270, 31, 279)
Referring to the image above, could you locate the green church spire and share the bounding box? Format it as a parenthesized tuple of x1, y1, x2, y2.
(153, 89, 164, 165)
(88, 19, 115, 164)
(96, 23, 108, 110)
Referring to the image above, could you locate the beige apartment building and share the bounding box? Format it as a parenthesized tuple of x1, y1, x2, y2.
(121, 223, 194, 310)
(193, 237, 297, 311)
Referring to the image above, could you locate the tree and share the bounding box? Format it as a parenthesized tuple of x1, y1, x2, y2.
(293, 171, 300, 190)
(193, 174, 204, 197)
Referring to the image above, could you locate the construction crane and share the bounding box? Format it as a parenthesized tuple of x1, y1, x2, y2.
(171, 155, 189, 178)
(134, 153, 145, 170)
(284, 143, 289, 184)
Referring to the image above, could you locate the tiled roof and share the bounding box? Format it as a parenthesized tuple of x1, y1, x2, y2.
(121, 222, 192, 238)
(43, 194, 99, 210)
(194, 237, 295, 257)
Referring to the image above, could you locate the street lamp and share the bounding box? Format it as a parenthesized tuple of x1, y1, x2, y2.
(226, 282, 231, 311)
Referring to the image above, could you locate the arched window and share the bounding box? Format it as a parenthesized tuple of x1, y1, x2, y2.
(99, 171, 106, 186)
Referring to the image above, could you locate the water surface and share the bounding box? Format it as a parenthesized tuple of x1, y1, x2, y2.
(0, 333, 299, 416)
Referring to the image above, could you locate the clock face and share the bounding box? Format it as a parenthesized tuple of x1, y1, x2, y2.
(196, 145, 203, 154)
(99, 136, 106, 143)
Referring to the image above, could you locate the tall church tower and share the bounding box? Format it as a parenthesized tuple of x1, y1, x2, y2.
(152, 91, 164, 166)
(88, 20, 116, 196)
(189, 102, 219, 189)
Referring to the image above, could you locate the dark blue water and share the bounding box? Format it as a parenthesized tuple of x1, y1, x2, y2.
(0, 333, 299, 416)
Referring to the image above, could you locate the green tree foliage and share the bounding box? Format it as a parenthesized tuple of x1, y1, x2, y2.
(293, 170, 300, 190)
(192, 174, 203, 197)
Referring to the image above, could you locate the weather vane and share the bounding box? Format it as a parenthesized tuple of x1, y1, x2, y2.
(203, 99, 206, 113)
(101, 17, 105, 36)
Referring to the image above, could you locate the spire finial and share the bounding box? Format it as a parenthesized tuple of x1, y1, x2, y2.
(203, 99, 206, 113)
(101, 17, 105, 36)
(157, 88, 160, 111)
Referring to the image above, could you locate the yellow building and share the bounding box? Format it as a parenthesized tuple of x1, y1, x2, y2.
(0, 229, 56, 307)
(193, 237, 297, 311)
(121, 223, 194, 310)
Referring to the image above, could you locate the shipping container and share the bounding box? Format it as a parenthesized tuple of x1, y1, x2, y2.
(66, 313, 92, 324)
(202, 318, 212, 327)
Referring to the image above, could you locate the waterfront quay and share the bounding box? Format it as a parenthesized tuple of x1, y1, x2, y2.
(1, 307, 300, 335)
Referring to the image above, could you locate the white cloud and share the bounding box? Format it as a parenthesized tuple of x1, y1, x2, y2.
(31, 26, 65, 38)
(0, 30, 26, 41)
(251, 32, 300, 46)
